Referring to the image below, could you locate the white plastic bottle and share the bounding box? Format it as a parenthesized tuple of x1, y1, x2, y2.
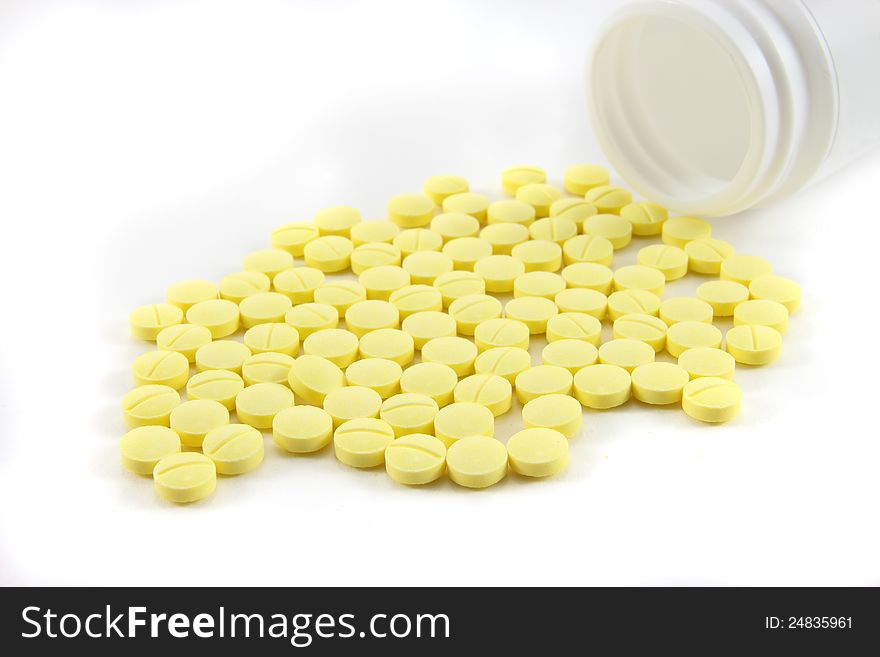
(587, 0, 880, 216)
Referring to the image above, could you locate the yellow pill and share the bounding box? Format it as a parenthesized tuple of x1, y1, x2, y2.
(235, 382, 294, 429)
(323, 385, 383, 428)
(423, 175, 469, 206)
(473, 254, 525, 293)
(733, 299, 789, 334)
(725, 325, 782, 366)
(682, 377, 741, 423)
(696, 280, 749, 317)
(529, 216, 577, 244)
(720, 254, 772, 286)
(185, 299, 239, 339)
(334, 417, 395, 468)
(433, 270, 486, 307)
(637, 244, 688, 281)
(546, 312, 602, 345)
(400, 362, 458, 407)
(659, 297, 714, 325)
(273, 266, 325, 304)
(314, 205, 361, 237)
(156, 323, 212, 362)
(453, 373, 512, 416)
(392, 228, 443, 257)
(507, 428, 569, 478)
(541, 339, 599, 374)
(350, 219, 400, 247)
(486, 199, 536, 226)
(388, 193, 434, 228)
(271, 222, 319, 256)
(442, 192, 490, 223)
(166, 279, 219, 312)
(474, 346, 531, 384)
(350, 242, 401, 274)
(442, 236, 493, 271)
(170, 399, 229, 447)
(389, 284, 443, 319)
(631, 362, 690, 405)
(572, 363, 631, 409)
(685, 238, 735, 274)
(620, 201, 668, 236)
(130, 303, 184, 340)
(666, 321, 723, 358)
(522, 393, 583, 438)
(561, 262, 613, 293)
(402, 250, 454, 285)
(554, 288, 607, 318)
(748, 274, 801, 314)
(561, 234, 614, 267)
(241, 352, 295, 386)
(512, 239, 562, 272)
(243, 248, 294, 281)
(288, 354, 345, 405)
(549, 198, 599, 230)
(239, 291, 293, 330)
(613, 313, 668, 352)
(431, 212, 480, 242)
(480, 222, 530, 256)
(219, 271, 271, 304)
(514, 365, 573, 403)
(303, 328, 360, 367)
(678, 347, 736, 380)
(132, 350, 189, 389)
(379, 393, 439, 437)
(284, 302, 338, 339)
(606, 289, 662, 321)
(514, 271, 565, 299)
(662, 216, 712, 248)
(516, 183, 563, 218)
(202, 424, 264, 475)
(401, 310, 456, 348)
(120, 425, 181, 475)
(582, 186, 630, 215)
(433, 401, 495, 447)
(345, 358, 403, 399)
(359, 265, 411, 301)
(563, 163, 609, 195)
(583, 214, 632, 249)
(345, 300, 399, 338)
(357, 328, 414, 366)
(243, 322, 300, 356)
(187, 369, 244, 410)
(501, 164, 546, 196)
(504, 296, 558, 334)
(474, 318, 530, 351)
(422, 336, 478, 377)
(273, 405, 333, 453)
(446, 435, 507, 488)
(303, 235, 354, 273)
(448, 294, 503, 335)
(153, 452, 216, 503)
(313, 280, 367, 314)
(122, 385, 180, 428)
(385, 433, 447, 485)
(598, 339, 655, 372)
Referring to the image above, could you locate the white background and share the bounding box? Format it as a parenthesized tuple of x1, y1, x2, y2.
(1, 0, 878, 586)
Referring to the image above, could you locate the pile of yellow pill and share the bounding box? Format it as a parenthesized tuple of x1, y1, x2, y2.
(123, 163, 801, 501)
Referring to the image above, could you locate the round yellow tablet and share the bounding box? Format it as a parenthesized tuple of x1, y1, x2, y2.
(433, 401, 495, 447)
(288, 354, 345, 405)
(637, 244, 688, 281)
(507, 428, 569, 478)
(421, 336, 478, 376)
(572, 363, 632, 409)
(387, 193, 434, 228)
(474, 346, 531, 384)
(529, 216, 577, 244)
(423, 175, 469, 206)
(562, 234, 614, 267)
(303, 235, 354, 272)
(402, 250, 454, 285)
(685, 238, 735, 274)
(504, 296, 559, 334)
(122, 384, 180, 428)
(583, 213, 632, 249)
(613, 313, 668, 351)
(662, 216, 711, 248)
(379, 393, 439, 437)
(442, 236, 493, 271)
(474, 317, 530, 351)
(678, 347, 736, 380)
(512, 239, 562, 272)
(480, 222, 530, 255)
(243, 248, 294, 281)
(273, 405, 334, 453)
(389, 284, 443, 319)
(166, 280, 219, 312)
(514, 365, 573, 403)
(314, 205, 361, 237)
(584, 185, 632, 214)
(271, 222, 319, 256)
(186, 369, 244, 410)
(153, 452, 216, 503)
(554, 288, 607, 318)
(313, 281, 367, 315)
(357, 328, 414, 367)
(563, 163, 609, 195)
(453, 373, 512, 416)
(725, 325, 783, 366)
(606, 289, 662, 321)
(434, 270, 486, 306)
(431, 212, 480, 242)
(514, 271, 565, 299)
(682, 377, 742, 423)
(350, 219, 400, 247)
(748, 274, 801, 313)
(501, 164, 546, 196)
(156, 323, 212, 362)
(733, 299, 789, 334)
(322, 385, 383, 428)
(170, 399, 229, 447)
(541, 339, 599, 374)
(631, 362, 690, 405)
(659, 297, 714, 325)
(598, 339, 655, 372)
(392, 228, 443, 257)
(399, 362, 458, 406)
(219, 271, 272, 304)
(130, 303, 184, 340)
(665, 321, 723, 358)
(486, 199, 536, 226)
(546, 312, 602, 345)
(350, 242, 401, 274)
(446, 435, 507, 488)
(243, 322, 300, 355)
(185, 299, 239, 339)
(334, 417, 395, 468)
(401, 310, 457, 349)
(239, 292, 292, 328)
(344, 300, 399, 338)
(720, 254, 772, 286)
(273, 266, 325, 304)
(442, 192, 490, 222)
(235, 382, 294, 429)
(359, 265, 411, 300)
(132, 350, 190, 389)
(620, 201, 668, 236)
(344, 358, 403, 399)
(120, 425, 181, 475)
(696, 280, 749, 317)
(549, 197, 599, 230)
(473, 254, 525, 293)
(202, 423, 264, 475)
(284, 302, 339, 339)
(241, 352, 295, 386)
(561, 262, 613, 293)
(303, 328, 360, 367)
(385, 433, 447, 485)
(521, 394, 583, 438)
